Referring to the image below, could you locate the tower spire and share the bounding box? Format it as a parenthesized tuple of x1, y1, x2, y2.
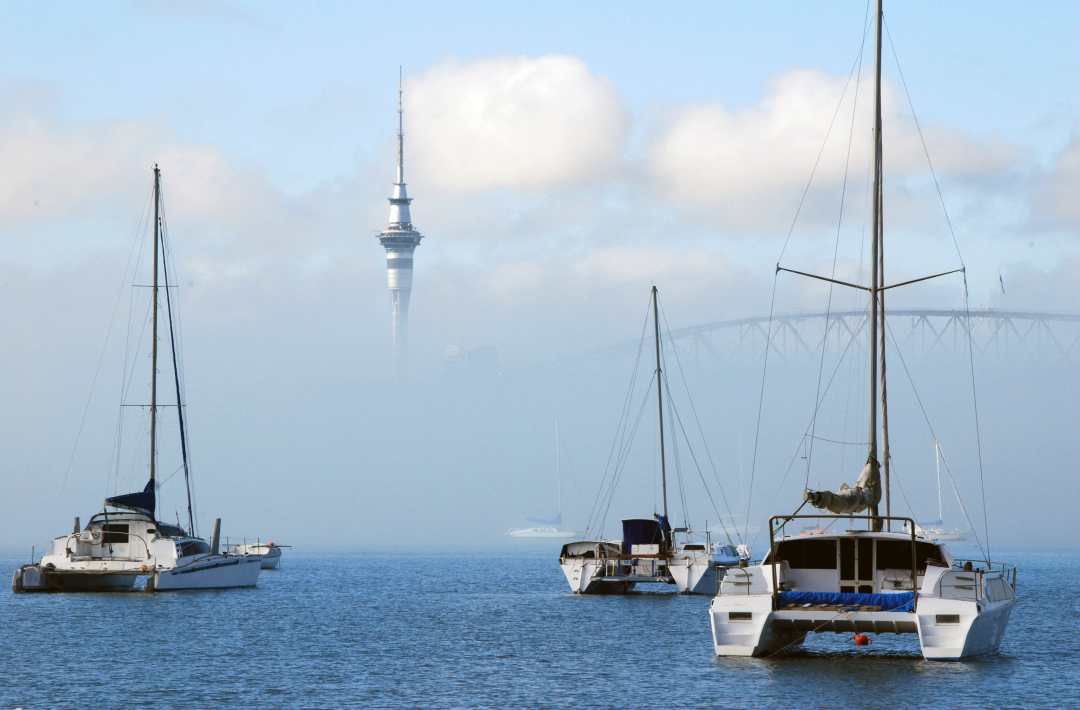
(397, 65, 405, 186)
(376, 68, 424, 378)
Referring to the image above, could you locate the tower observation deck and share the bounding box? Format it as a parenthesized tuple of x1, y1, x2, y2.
(377, 69, 423, 371)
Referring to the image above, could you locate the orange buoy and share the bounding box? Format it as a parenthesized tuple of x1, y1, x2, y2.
(854, 633, 871, 646)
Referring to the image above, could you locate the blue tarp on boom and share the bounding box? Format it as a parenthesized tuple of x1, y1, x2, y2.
(778, 591, 915, 612)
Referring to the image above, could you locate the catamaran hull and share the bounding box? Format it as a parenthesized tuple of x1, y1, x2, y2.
(12, 565, 140, 593)
(669, 559, 720, 595)
(916, 597, 1014, 660)
(559, 560, 634, 595)
(709, 596, 1014, 660)
(150, 555, 262, 591)
(260, 549, 281, 570)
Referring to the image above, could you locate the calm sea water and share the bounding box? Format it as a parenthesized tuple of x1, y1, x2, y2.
(1, 548, 1075, 708)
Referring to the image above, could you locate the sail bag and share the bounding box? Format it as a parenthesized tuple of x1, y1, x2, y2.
(804, 458, 882, 514)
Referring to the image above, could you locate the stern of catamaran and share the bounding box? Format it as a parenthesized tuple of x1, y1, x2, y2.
(708, 515, 1016, 660)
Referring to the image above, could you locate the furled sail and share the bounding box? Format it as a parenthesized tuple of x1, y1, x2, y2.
(105, 479, 156, 517)
(804, 458, 882, 514)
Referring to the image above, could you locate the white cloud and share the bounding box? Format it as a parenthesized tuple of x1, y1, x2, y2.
(648, 69, 1018, 230)
(1035, 134, 1080, 231)
(407, 55, 628, 191)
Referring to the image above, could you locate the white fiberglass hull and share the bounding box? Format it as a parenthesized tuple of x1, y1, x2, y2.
(709, 595, 1013, 660)
(12, 565, 141, 593)
(668, 556, 719, 595)
(260, 548, 281, 570)
(559, 559, 633, 595)
(151, 554, 262, 591)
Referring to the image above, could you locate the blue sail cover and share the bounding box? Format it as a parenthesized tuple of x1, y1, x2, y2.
(778, 591, 915, 612)
(105, 479, 155, 516)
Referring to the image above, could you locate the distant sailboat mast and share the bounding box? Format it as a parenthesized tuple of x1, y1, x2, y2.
(651, 285, 669, 522)
(149, 165, 161, 521)
(555, 417, 562, 525)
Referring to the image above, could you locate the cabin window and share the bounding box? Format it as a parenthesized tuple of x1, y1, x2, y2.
(936, 614, 960, 624)
(177, 540, 211, 558)
(774, 539, 837, 569)
(876, 541, 946, 572)
(101, 524, 129, 544)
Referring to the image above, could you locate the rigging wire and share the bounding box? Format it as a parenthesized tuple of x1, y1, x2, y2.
(659, 303, 743, 542)
(158, 184, 197, 537)
(593, 373, 657, 537)
(885, 320, 990, 563)
(663, 360, 690, 529)
(584, 299, 652, 537)
(64, 188, 152, 495)
(749, 314, 869, 552)
(806, 19, 869, 489)
(745, 11, 874, 542)
(885, 21, 989, 561)
(662, 370, 738, 547)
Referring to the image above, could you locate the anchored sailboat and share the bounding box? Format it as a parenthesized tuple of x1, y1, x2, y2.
(708, 0, 1015, 660)
(13, 165, 262, 593)
(560, 286, 747, 594)
(508, 419, 580, 539)
(916, 439, 968, 542)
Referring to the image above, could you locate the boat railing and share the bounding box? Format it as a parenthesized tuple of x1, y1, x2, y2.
(767, 514, 920, 612)
(950, 558, 1018, 594)
(63, 530, 153, 561)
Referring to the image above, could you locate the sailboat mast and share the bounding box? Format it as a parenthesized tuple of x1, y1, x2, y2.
(865, 0, 884, 530)
(652, 286, 669, 522)
(149, 164, 160, 517)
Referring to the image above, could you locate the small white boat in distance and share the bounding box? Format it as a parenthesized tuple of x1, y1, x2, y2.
(917, 440, 967, 542)
(510, 419, 580, 540)
(507, 526, 579, 539)
(225, 542, 288, 569)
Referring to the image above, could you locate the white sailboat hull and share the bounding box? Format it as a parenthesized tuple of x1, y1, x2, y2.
(709, 595, 1013, 660)
(668, 556, 719, 595)
(260, 548, 281, 570)
(559, 559, 634, 594)
(151, 554, 262, 591)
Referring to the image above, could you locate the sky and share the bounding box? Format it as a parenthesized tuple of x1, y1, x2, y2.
(2, 1, 1079, 553)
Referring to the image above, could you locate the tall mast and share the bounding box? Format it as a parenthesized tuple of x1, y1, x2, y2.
(159, 177, 196, 536)
(149, 164, 160, 517)
(652, 286, 669, 522)
(867, 0, 884, 531)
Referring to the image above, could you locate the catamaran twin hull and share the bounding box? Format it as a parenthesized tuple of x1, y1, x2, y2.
(708, 531, 1015, 661)
(13, 557, 262, 593)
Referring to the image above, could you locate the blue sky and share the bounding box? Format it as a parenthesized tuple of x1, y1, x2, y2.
(2, 1, 1078, 549)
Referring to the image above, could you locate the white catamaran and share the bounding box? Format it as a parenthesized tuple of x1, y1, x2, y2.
(708, 1, 1015, 660)
(560, 286, 748, 595)
(13, 165, 262, 593)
